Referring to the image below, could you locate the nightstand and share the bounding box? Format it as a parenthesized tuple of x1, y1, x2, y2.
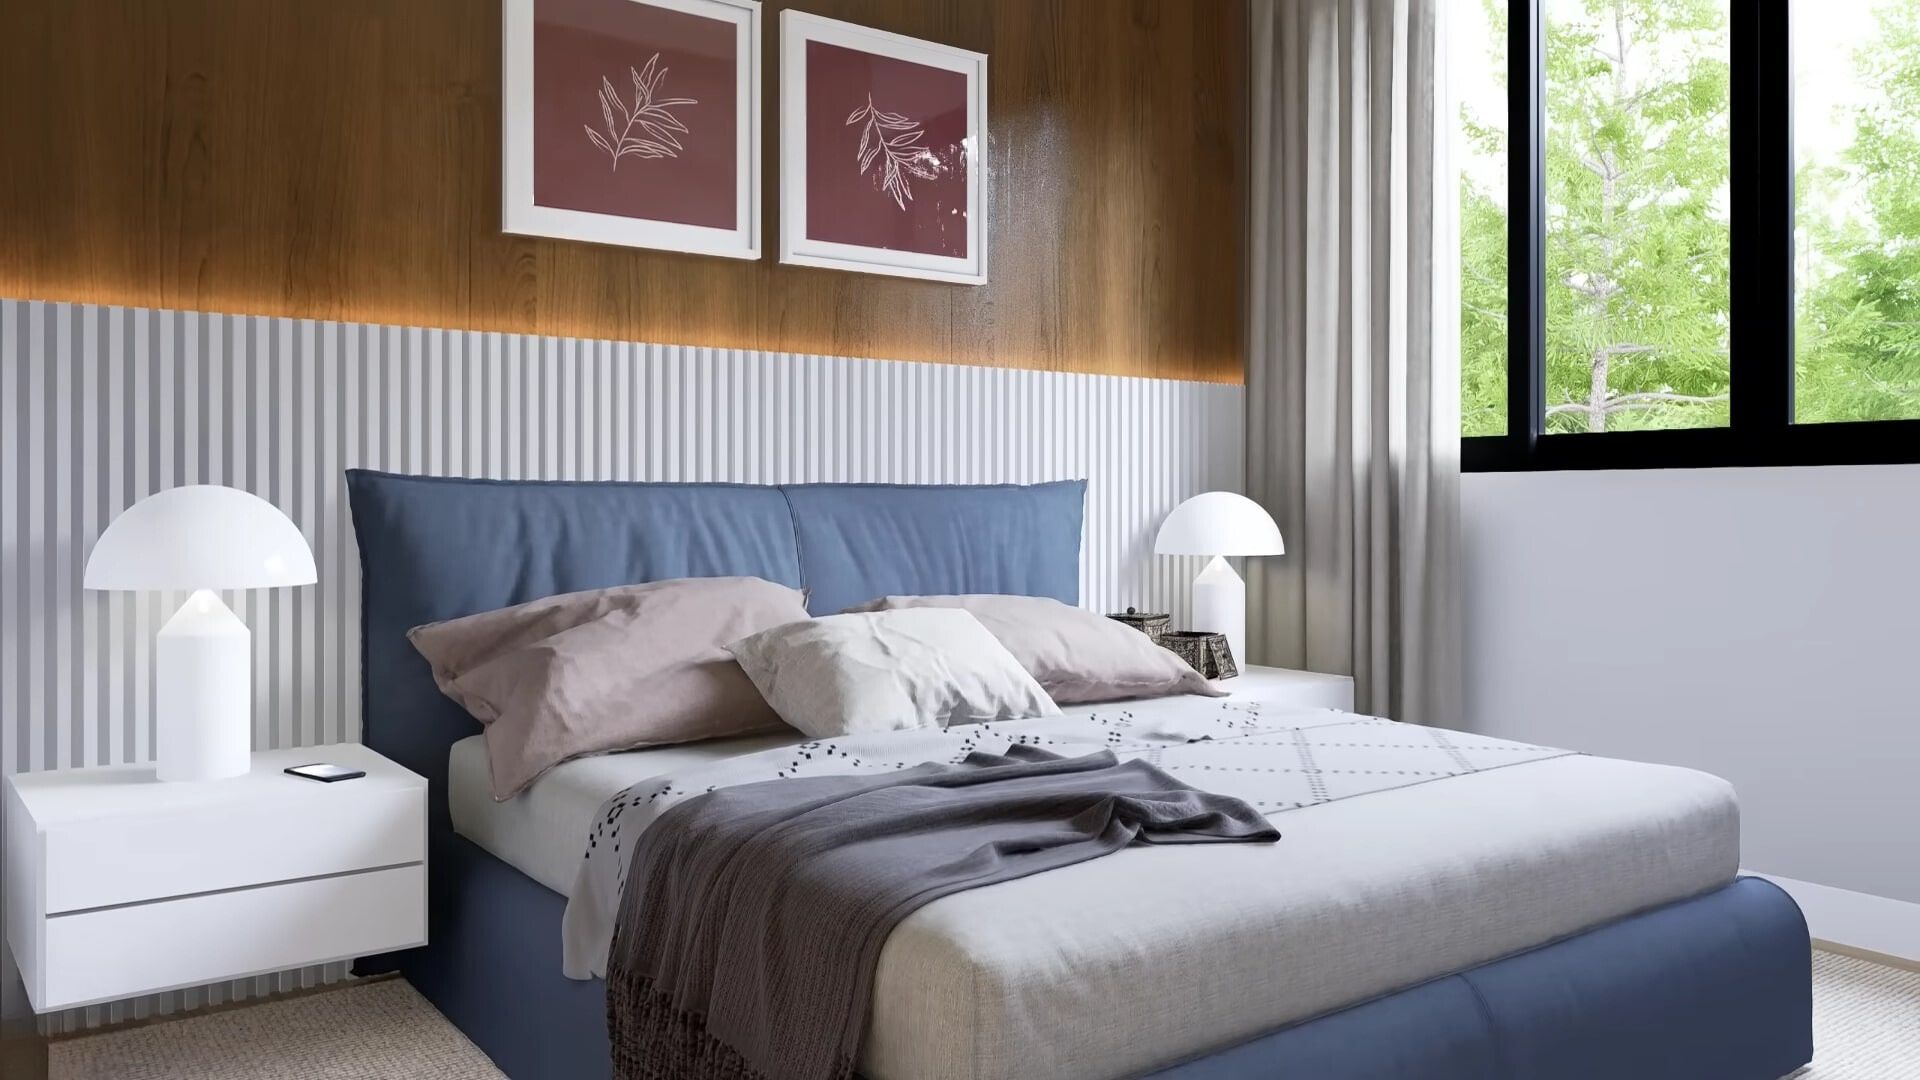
(1215, 664, 1356, 712)
(4, 743, 426, 1013)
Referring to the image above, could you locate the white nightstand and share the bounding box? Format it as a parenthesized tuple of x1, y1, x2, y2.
(1214, 664, 1356, 712)
(4, 743, 426, 1013)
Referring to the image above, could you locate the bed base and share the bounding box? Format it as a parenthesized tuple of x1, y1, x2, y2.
(373, 839, 1811, 1080)
(1140, 875, 1812, 1080)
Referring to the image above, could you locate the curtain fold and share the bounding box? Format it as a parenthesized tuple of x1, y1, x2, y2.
(1245, 0, 1462, 726)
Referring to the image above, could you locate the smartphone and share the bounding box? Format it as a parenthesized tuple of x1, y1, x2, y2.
(284, 763, 366, 783)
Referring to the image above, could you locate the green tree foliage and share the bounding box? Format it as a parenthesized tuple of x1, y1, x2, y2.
(1461, 0, 1732, 435)
(1460, 50, 1510, 437)
(1461, 0, 1920, 434)
(1459, 4, 1511, 438)
(1796, 0, 1920, 422)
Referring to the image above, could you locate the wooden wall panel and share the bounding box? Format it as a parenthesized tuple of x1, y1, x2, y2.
(0, 0, 1246, 383)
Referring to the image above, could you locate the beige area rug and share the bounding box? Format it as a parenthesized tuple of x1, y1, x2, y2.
(1788, 949, 1920, 1079)
(48, 950, 1920, 1079)
(50, 978, 503, 1080)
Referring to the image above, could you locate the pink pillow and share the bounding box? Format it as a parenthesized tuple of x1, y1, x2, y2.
(410, 577, 809, 798)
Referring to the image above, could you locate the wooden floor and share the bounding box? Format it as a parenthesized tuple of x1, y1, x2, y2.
(2, 1016, 47, 1080)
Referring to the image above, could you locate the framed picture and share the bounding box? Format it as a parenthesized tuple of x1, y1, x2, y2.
(778, 12, 988, 284)
(503, 0, 760, 259)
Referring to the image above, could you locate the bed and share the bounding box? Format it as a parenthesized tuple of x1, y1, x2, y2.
(346, 469, 1814, 1080)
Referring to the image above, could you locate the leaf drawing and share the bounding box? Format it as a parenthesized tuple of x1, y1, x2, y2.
(845, 95, 943, 211)
(582, 53, 696, 172)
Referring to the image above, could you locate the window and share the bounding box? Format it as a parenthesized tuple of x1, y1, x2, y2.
(1458, 0, 1920, 470)
(1794, 3, 1920, 423)
(1456, 1, 1509, 437)
(1543, 0, 1729, 434)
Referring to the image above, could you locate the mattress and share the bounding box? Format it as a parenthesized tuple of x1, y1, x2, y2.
(448, 703, 1740, 1080)
(447, 731, 807, 897)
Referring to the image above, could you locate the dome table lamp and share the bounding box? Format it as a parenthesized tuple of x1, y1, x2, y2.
(84, 486, 317, 782)
(1154, 492, 1285, 668)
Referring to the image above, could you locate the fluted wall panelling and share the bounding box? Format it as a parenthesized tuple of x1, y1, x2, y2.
(0, 297, 1244, 1031)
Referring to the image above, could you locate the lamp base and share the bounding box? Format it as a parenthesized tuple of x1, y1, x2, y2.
(155, 589, 252, 782)
(1191, 556, 1247, 669)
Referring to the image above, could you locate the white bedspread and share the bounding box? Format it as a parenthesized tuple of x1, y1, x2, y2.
(449, 696, 1740, 1080)
(448, 730, 806, 896)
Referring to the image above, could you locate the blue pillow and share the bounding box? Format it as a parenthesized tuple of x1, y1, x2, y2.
(780, 481, 1086, 615)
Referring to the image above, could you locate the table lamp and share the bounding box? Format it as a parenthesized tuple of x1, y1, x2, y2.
(84, 485, 317, 781)
(1154, 492, 1284, 667)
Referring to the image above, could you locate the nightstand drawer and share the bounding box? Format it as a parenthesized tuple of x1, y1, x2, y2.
(42, 785, 424, 914)
(35, 864, 425, 1012)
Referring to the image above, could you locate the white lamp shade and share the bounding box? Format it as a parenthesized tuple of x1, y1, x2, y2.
(84, 485, 317, 592)
(1154, 492, 1284, 557)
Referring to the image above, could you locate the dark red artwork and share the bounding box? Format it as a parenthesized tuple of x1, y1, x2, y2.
(533, 0, 736, 229)
(804, 41, 970, 258)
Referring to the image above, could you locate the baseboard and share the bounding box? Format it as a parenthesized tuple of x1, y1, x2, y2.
(1815, 938, 1920, 975)
(1748, 872, 1920, 965)
(42, 972, 392, 1043)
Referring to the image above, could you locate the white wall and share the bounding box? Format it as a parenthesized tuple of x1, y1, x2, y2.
(1463, 465, 1920, 907)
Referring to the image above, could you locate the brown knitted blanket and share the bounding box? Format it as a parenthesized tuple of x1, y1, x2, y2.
(605, 743, 1280, 1080)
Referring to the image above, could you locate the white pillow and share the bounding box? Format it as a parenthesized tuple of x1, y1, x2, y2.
(842, 594, 1226, 703)
(726, 609, 1061, 738)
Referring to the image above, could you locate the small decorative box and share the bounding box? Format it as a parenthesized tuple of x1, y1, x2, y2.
(1107, 607, 1171, 644)
(1161, 631, 1238, 680)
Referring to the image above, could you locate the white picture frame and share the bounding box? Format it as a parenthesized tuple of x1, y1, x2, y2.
(778, 11, 988, 284)
(502, 0, 761, 259)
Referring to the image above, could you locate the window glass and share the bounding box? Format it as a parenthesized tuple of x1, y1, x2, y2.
(1543, 0, 1731, 433)
(1794, 0, 1920, 423)
(1457, 0, 1510, 437)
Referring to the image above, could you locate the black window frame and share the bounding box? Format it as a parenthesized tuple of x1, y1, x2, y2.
(1464, 0, 1920, 473)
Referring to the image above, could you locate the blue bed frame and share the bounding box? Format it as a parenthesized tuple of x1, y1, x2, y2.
(346, 470, 1814, 1080)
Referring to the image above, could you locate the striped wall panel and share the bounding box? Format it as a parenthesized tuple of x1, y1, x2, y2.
(0, 297, 1244, 1031)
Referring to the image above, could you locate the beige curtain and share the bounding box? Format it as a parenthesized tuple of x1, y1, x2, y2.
(1245, 0, 1462, 725)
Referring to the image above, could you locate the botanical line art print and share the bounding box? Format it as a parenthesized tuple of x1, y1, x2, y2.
(512, 0, 756, 255)
(846, 95, 941, 210)
(781, 13, 982, 279)
(584, 53, 696, 171)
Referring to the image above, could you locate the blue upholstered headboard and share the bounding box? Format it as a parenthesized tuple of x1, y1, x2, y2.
(344, 470, 1086, 808)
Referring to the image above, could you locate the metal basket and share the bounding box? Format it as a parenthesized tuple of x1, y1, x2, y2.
(1160, 631, 1238, 680)
(1107, 606, 1171, 644)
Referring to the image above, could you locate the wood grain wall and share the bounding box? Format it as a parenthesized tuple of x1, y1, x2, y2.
(0, 0, 1246, 383)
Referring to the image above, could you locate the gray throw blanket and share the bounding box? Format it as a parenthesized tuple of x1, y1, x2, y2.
(605, 744, 1280, 1080)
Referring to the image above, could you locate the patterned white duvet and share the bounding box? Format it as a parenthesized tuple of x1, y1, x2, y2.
(544, 694, 1739, 1080)
(561, 697, 1572, 978)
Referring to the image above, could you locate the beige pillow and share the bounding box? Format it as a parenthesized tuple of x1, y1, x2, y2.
(842, 594, 1225, 703)
(725, 608, 1060, 738)
(409, 576, 810, 799)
